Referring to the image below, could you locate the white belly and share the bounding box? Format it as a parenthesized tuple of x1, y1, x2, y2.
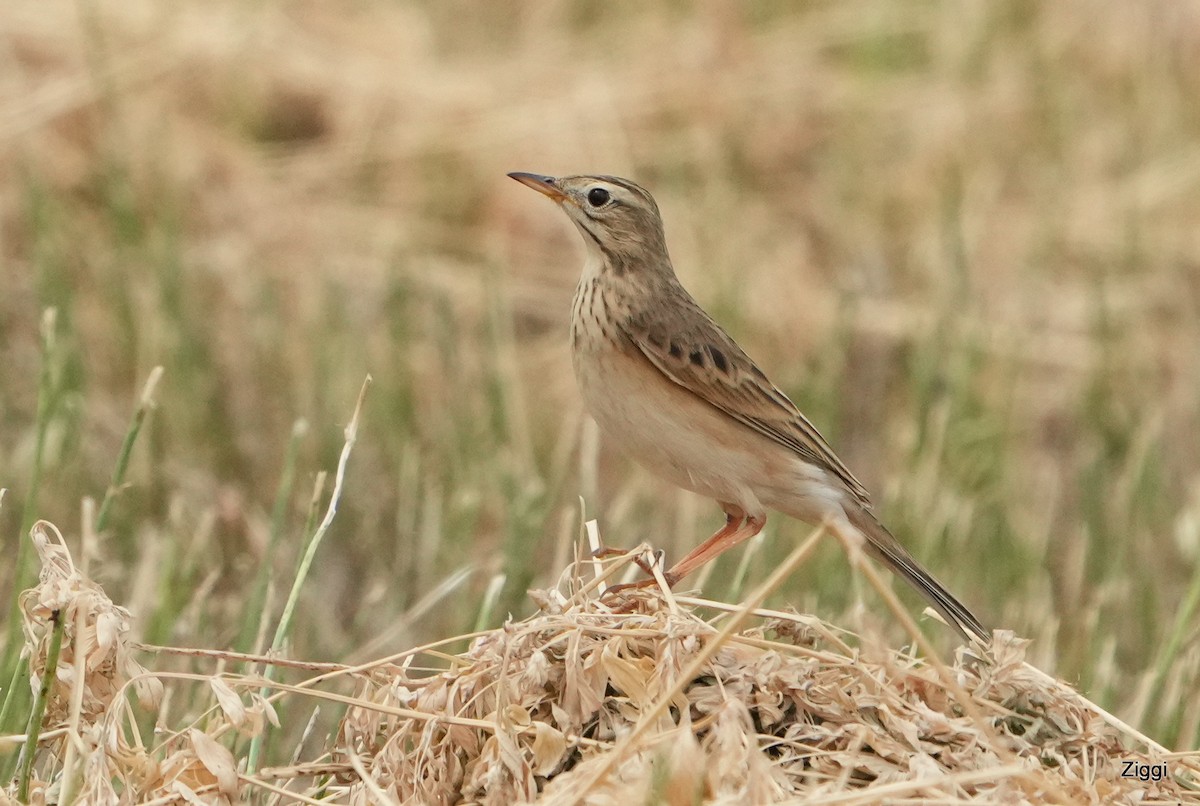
(569, 276, 851, 525)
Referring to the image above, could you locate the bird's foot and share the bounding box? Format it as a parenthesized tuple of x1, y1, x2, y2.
(600, 568, 680, 613)
(589, 546, 680, 610)
(590, 545, 665, 580)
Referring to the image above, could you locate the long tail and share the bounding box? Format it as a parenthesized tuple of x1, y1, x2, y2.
(843, 505, 989, 644)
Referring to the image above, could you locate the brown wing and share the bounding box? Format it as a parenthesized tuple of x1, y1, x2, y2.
(619, 300, 872, 506)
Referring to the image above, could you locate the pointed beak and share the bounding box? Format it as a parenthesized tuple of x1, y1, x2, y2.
(508, 172, 567, 203)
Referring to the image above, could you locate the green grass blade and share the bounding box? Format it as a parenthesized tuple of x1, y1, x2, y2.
(236, 419, 309, 654)
(246, 376, 371, 772)
(95, 366, 163, 534)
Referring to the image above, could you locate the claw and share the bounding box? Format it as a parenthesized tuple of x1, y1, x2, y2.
(599, 578, 660, 613)
(601, 566, 680, 601)
(603, 577, 661, 598)
(591, 546, 662, 578)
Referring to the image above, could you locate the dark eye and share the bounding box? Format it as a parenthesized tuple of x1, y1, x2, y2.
(587, 187, 610, 207)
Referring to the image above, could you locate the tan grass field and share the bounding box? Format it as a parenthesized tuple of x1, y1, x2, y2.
(3, 1, 1200, 802)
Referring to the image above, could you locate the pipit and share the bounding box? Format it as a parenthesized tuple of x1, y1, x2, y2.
(509, 171, 988, 644)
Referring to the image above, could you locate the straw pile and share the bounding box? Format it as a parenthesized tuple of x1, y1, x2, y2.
(7, 522, 1198, 804)
(327, 583, 1191, 804)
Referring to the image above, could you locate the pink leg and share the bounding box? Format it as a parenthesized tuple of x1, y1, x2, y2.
(602, 505, 766, 597)
(662, 509, 766, 585)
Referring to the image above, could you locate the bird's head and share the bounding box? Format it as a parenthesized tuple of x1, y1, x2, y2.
(508, 172, 669, 275)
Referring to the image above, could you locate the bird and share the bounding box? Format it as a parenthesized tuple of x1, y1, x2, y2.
(508, 171, 988, 644)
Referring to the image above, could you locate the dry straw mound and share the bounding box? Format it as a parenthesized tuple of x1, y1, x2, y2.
(332, 582, 1189, 804)
(7, 523, 1199, 804)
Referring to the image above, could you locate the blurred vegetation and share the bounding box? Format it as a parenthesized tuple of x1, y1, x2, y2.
(2, 0, 1199, 767)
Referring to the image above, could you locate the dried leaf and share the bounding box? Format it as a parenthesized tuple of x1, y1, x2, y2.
(530, 721, 566, 776)
(600, 642, 654, 706)
(210, 677, 246, 727)
(188, 728, 238, 799)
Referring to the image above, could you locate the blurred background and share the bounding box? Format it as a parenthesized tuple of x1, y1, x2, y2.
(2, 0, 1199, 750)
